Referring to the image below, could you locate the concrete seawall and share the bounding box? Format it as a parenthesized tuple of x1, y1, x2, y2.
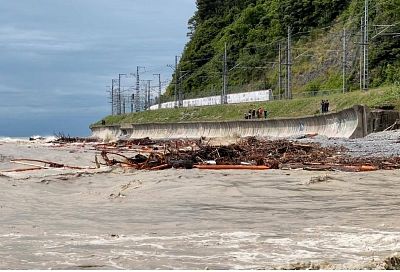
(91, 105, 371, 140)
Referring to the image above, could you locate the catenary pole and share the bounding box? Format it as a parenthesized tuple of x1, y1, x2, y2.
(131, 93, 134, 113)
(134, 66, 145, 112)
(363, 0, 369, 91)
(153, 74, 161, 109)
(111, 79, 115, 115)
(286, 27, 292, 100)
(118, 73, 126, 115)
(147, 80, 152, 110)
(342, 28, 347, 93)
(278, 43, 282, 99)
(360, 17, 364, 91)
(179, 69, 183, 107)
(175, 56, 179, 108)
(222, 42, 228, 104)
(136, 67, 140, 112)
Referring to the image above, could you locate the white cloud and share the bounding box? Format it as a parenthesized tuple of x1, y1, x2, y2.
(0, 26, 53, 41)
(0, 25, 86, 52)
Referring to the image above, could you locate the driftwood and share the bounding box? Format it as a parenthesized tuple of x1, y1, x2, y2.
(194, 165, 270, 170)
(11, 159, 94, 170)
(1, 167, 44, 173)
(94, 137, 400, 172)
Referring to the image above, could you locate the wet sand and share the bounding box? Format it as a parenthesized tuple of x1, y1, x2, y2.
(1, 140, 400, 269)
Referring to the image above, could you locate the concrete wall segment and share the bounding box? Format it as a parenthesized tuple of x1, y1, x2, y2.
(92, 105, 369, 140)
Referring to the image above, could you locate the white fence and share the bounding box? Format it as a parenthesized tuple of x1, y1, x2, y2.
(150, 90, 272, 110)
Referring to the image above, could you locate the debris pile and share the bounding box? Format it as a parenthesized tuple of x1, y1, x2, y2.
(93, 137, 400, 172)
(2, 137, 400, 173)
(50, 132, 99, 144)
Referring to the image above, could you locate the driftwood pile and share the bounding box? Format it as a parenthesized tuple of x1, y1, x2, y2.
(93, 137, 400, 172)
(4, 136, 399, 173)
(50, 132, 99, 144)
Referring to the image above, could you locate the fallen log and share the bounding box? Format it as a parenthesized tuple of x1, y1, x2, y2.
(1, 167, 44, 173)
(336, 165, 379, 172)
(149, 164, 171, 171)
(194, 165, 270, 170)
(303, 165, 333, 171)
(11, 159, 93, 170)
(359, 165, 379, 171)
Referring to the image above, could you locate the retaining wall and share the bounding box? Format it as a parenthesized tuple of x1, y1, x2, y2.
(91, 105, 370, 140)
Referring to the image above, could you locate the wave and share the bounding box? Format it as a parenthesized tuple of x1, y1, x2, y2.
(0, 135, 57, 143)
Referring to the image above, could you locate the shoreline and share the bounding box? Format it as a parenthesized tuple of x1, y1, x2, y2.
(2, 128, 400, 173)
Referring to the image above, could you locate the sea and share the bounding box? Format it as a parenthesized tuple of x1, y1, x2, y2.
(0, 137, 399, 269)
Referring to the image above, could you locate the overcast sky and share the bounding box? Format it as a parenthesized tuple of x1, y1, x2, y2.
(0, 0, 196, 137)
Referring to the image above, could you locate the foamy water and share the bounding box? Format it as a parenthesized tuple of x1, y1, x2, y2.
(2, 227, 398, 269)
(0, 142, 399, 269)
(0, 136, 57, 143)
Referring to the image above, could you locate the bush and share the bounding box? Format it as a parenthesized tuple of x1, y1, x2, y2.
(305, 82, 320, 96)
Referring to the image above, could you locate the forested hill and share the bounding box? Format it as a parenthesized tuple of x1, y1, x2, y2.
(165, 0, 400, 100)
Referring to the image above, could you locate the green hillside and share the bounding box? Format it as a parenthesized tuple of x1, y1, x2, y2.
(163, 0, 400, 101)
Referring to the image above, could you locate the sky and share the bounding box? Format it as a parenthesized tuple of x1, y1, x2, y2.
(0, 0, 196, 137)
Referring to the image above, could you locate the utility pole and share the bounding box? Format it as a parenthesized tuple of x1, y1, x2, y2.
(222, 42, 228, 104)
(342, 28, 347, 93)
(136, 67, 140, 112)
(174, 56, 179, 108)
(111, 79, 115, 115)
(363, 0, 369, 91)
(153, 74, 161, 109)
(140, 80, 146, 110)
(278, 43, 282, 99)
(130, 93, 134, 113)
(122, 97, 126, 114)
(179, 69, 183, 107)
(118, 73, 126, 115)
(360, 17, 364, 91)
(286, 27, 292, 100)
(147, 80, 152, 110)
(135, 66, 145, 112)
(117, 77, 121, 115)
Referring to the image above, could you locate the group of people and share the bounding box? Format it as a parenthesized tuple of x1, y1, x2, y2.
(321, 100, 330, 113)
(245, 108, 268, 119)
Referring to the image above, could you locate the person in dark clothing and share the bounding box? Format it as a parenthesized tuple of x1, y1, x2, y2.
(321, 100, 325, 113)
(326, 100, 330, 112)
(252, 109, 256, 119)
(101, 119, 106, 125)
(248, 109, 252, 119)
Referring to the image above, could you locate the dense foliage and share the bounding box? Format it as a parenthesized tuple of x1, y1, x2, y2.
(165, 0, 400, 100)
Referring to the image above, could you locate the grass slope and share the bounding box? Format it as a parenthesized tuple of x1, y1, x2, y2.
(93, 86, 400, 127)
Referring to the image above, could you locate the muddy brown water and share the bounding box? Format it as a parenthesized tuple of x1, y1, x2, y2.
(0, 141, 400, 269)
